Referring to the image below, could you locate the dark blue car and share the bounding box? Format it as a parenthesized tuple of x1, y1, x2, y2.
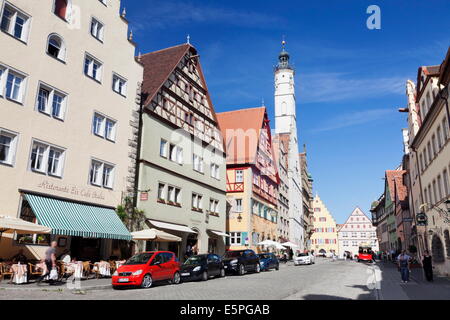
(257, 253, 279, 271)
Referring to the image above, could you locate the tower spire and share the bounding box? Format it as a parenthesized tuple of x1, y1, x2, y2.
(276, 36, 292, 71)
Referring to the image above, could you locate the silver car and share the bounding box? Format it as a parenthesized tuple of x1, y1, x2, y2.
(294, 253, 315, 265)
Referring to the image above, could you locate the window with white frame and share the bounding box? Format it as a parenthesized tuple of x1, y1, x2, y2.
(192, 193, 202, 210)
(0, 128, 18, 166)
(210, 163, 220, 179)
(89, 159, 115, 188)
(92, 112, 116, 142)
(443, 117, 449, 141)
(30, 140, 65, 177)
(193, 154, 204, 173)
(0, 65, 26, 103)
(230, 232, 241, 245)
(159, 139, 167, 158)
(112, 74, 127, 96)
(84, 54, 102, 82)
(36, 83, 67, 119)
(443, 169, 449, 196)
(235, 199, 242, 212)
(1, 2, 30, 42)
(90, 18, 104, 41)
(167, 186, 181, 204)
(168, 144, 183, 164)
(157, 183, 165, 200)
(209, 199, 219, 214)
(236, 170, 243, 182)
(53, 0, 70, 21)
(47, 34, 66, 61)
(352, 241, 357, 246)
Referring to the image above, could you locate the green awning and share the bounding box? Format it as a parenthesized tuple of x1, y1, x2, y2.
(24, 194, 131, 241)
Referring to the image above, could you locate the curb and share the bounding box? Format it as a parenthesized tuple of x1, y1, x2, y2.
(0, 284, 112, 292)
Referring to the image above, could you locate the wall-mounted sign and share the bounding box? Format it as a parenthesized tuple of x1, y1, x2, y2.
(140, 192, 148, 201)
(37, 180, 105, 200)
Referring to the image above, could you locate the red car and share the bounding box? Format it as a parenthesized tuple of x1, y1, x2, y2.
(357, 246, 374, 263)
(112, 251, 181, 289)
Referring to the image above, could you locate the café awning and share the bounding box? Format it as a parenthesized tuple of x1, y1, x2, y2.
(147, 220, 196, 234)
(24, 194, 132, 240)
(131, 229, 181, 242)
(208, 229, 230, 237)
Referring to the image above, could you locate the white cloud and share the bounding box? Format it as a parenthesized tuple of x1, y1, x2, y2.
(310, 108, 396, 133)
(299, 72, 406, 104)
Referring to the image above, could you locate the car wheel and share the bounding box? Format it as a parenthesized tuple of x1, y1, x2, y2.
(141, 274, 153, 289)
(275, 264, 279, 271)
(171, 271, 181, 285)
(219, 268, 225, 278)
(238, 264, 245, 276)
(255, 263, 261, 273)
(201, 271, 208, 281)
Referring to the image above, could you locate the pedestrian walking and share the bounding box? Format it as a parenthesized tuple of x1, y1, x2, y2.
(37, 241, 58, 285)
(397, 250, 411, 283)
(422, 250, 433, 282)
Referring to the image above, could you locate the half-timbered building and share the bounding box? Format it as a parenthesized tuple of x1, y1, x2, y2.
(137, 43, 227, 258)
(217, 107, 279, 252)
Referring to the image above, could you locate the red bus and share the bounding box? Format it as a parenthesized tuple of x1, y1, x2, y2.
(357, 246, 374, 263)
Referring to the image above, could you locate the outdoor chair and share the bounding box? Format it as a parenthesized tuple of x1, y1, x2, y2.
(0, 263, 14, 283)
(28, 263, 43, 279)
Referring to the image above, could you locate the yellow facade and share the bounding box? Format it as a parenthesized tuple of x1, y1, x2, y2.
(311, 195, 339, 255)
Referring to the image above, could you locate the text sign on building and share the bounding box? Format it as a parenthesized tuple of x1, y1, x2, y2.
(140, 192, 148, 201)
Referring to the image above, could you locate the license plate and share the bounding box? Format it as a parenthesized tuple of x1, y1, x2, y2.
(181, 273, 190, 276)
(118, 278, 129, 283)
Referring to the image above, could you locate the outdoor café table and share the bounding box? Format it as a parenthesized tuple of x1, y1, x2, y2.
(66, 262, 83, 279)
(11, 263, 27, 284)
(93, 261, 111, 277)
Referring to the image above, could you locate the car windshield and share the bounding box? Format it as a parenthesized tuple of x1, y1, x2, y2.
(258, 254, 271, 259)
(297, 253, 308, 257)
(223, 251, 243, 258)
(184, 256, 206, 265)
(124, 252, 154, 265)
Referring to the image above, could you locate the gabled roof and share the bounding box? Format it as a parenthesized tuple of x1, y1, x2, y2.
(416, 65, 440, 95)
(140, 43, 191, 107)
(394, 172, 408, 202)
(385, 170, 405, 200)
(216, 107, 266, 165)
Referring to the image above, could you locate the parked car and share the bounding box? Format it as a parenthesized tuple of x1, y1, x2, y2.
(222, 249, 260, 275)
(180, 254, 225, 281)
(294, 252, 315, 265)
(112, 251, 181, 289)
(258, 253, 279, 271)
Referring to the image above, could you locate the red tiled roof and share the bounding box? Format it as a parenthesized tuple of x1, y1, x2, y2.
(385, 170, 405, 200)
(394, 172, 407, 202)
(140, 43, 191, 106)
(216, 107, 266, 165)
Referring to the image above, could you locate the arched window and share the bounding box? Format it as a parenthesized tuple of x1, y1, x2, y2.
(444, 230, 450, 258)
(47, 34, 66, 61)
(54, 0, 68, 20)
(432, 235, 445, 263)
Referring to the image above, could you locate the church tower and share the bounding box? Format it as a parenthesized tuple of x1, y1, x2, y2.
(273, 40, 305, 250)
(274, 41, 296, 135)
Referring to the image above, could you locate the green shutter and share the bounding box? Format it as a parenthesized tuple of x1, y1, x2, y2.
(241, 232, 248, 246)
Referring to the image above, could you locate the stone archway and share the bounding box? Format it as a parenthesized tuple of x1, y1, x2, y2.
(432, 235, 445, 263)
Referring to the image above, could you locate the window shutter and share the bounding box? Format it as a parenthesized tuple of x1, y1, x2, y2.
(241, 232, 248, 246)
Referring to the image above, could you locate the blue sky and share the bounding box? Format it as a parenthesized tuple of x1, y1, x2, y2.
(125, 0, 450, 224)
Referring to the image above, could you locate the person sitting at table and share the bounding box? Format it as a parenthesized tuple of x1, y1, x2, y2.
(58, 250, 71, 264)
(10, 249, 28, 264)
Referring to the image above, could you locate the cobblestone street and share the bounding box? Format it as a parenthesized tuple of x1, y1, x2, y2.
(0, 259, 377, 300)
